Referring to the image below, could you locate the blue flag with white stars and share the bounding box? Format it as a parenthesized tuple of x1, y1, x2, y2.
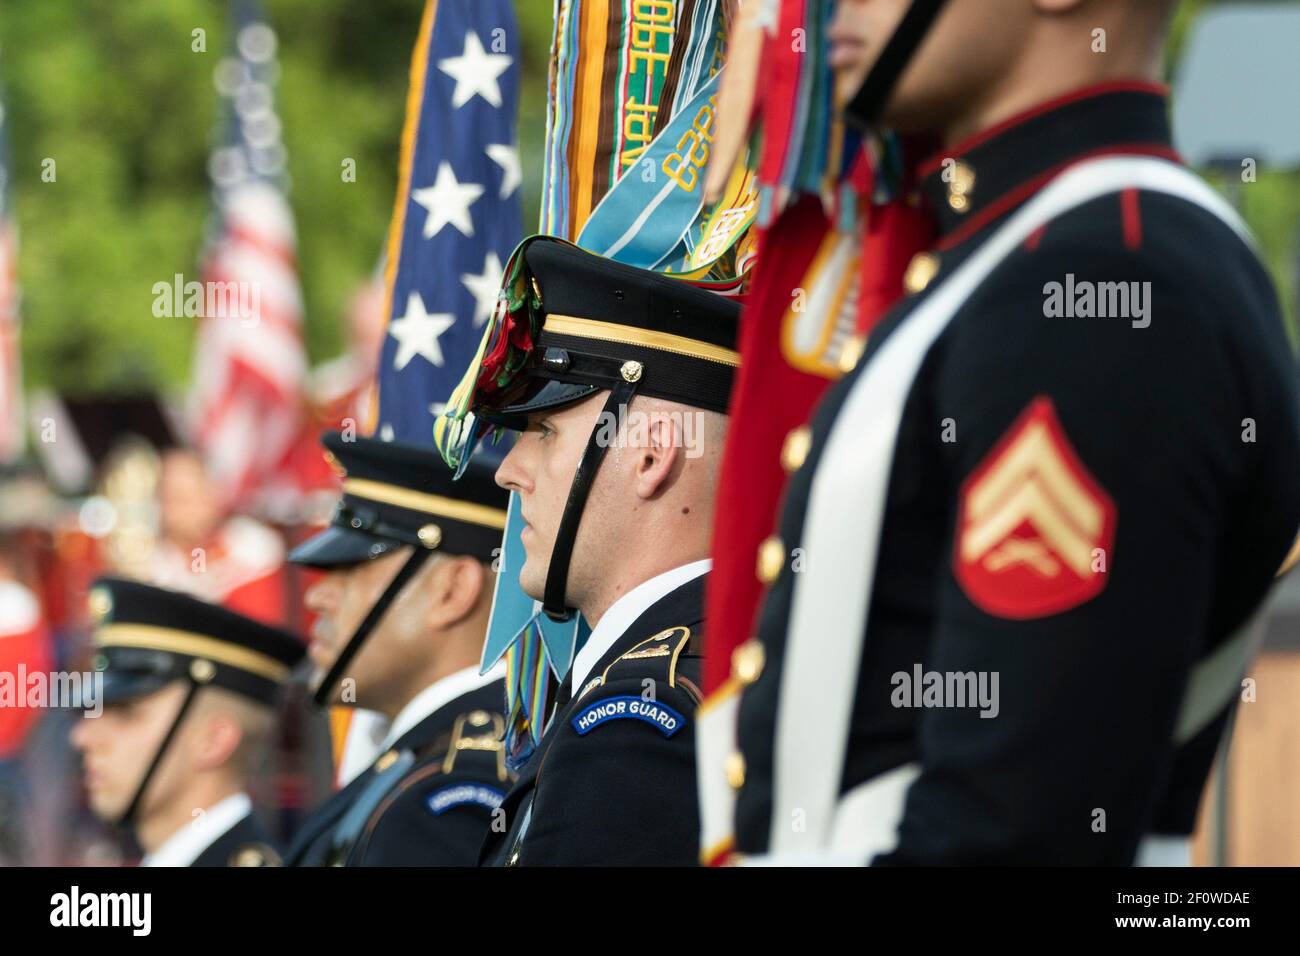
(375, 0, 522, 444)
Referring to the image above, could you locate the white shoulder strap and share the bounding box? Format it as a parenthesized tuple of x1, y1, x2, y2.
(769, 156, 1255, 857)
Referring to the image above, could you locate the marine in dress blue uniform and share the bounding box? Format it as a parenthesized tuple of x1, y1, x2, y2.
(727, 2, 1300, 864)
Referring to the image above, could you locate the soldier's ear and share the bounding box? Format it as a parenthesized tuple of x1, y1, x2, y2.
(631, 413, 682, 501)
(194, 710, 244, 771)
(424, 555, 486, 630)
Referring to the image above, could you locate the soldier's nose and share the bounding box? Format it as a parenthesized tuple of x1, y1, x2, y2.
(495, 444, 530, 494)
(303, 577, 336, 613)
(69, 717, 92, 751)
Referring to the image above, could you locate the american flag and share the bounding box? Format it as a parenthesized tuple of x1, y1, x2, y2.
(374, 0, 522, 443)
(0, 60, 22, 466)
(191, 0, 306, 509)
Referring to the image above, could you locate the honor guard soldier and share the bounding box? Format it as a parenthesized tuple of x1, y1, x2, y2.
(719, 0, 1300, 864)
(283, 432, 512, 866)
(447, 237, 738, 865)
(72, 578, 304, 866)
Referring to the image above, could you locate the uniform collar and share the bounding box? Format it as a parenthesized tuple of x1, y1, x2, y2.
(915, 81, 1177, 251)
(570, 559, 712, 695)
(141, 792, 251, 867)
(383, 662, 506, 750)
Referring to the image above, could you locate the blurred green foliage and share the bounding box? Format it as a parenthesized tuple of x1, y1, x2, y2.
(0, 1, 1294, 396)
(0, 0, 556, 394)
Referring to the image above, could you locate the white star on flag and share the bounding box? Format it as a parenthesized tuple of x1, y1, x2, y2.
(485, 143, 521, 199)
(461, 251, 504, 327)
(388, 292, 455, 370)
(411, 162, 483, 238)
(438, 31, 513, 109)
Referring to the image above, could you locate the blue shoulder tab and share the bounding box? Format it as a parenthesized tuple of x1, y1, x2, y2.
(426, 783, 507, 816)
(570, 695, 686, 738)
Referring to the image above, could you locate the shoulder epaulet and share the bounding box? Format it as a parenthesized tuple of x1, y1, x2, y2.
(438, 708, 510, 783)
(576, 625, 701, 703)
(346, 709, 511, 862)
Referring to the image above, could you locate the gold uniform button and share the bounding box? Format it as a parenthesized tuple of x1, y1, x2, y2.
(189, 659, 216, 684)
(374, 750, 399, 772)
(732, 640, 765, 686)
(417, 523, 442, 549)
(725, 751, 746, 790)
(838, 334, 866, 373)
(780, 426, 812, 473)
(903, 252, 940, 294)
(231, 845, 273, 867)
(468, 710, 491, 727)
(756, 536, 785, 584)
(87, 586, 112, 623)
(946, 160, 975, 212)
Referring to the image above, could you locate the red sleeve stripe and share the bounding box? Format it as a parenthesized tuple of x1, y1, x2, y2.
(1121, 188, 1142, 250)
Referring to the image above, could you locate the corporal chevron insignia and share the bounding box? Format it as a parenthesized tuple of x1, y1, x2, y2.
(955, 396, 1116, 619)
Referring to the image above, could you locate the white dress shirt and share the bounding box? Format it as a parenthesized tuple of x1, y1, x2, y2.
(570, 559, 712, 696)
(381, 662, 506, 750)
(141, 792, 252, 867)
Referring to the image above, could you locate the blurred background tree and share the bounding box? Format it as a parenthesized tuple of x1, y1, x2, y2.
(0, 0, 1293, 396)
(0, 0, 555, 395)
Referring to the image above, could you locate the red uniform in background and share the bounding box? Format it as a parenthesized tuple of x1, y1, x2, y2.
(0, 579, 52, 760)
(146, 448, 290, 628)
(146, 515, 288, 627)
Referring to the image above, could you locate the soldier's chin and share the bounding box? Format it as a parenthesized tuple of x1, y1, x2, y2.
(87, 787, 126, 823)
(517, 558, 546, 602)
(835, 61, 871, 109)
(307, 640, 337, 674)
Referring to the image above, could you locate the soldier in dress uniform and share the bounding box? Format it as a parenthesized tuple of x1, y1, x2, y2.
(71, 578, 304, 866)
(458, 238, 739, 865)
(716, 0, 1300, 864)
(282, 432, 512, 866)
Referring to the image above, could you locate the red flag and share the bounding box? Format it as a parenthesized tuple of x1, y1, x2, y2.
(696, 0, 934, 864)
(702, 44, 933, 697)
(190, 6, 306, 511)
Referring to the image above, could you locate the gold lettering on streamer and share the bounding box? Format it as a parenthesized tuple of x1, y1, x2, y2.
(662, 96, 716, 192)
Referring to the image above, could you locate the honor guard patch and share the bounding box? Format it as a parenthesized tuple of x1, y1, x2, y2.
(571, 695, 686, 737)
(426, 784, 506, 815)
(954, 396, 1116, 619)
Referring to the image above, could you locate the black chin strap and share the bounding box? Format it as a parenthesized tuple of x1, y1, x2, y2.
(543, 381, 639, 621)
(844, 0, 950, 133)
(118, 679, 204, 828)
(312, 547, 434, 707)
